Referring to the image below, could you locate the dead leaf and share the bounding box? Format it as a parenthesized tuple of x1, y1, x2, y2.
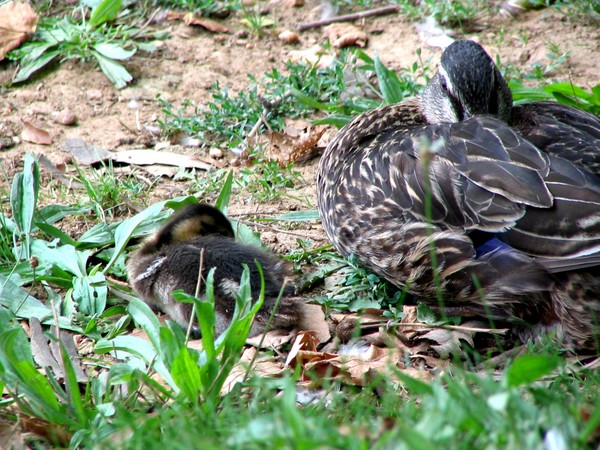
(182, 13, 229, 33)
(19, 416, 71, 447)
(261, 123, 325, 165)
(113, 149, 220, 171)
(285, 331, 323, 366)
(323, 23, 368, 48)
(63, 138, 112, 166)
(38, 154, 85, 190)
(139, 165, 179, 178)
(21, 121, 52, 145)
(297, 303, 330, 343)
(246, 328, 297, 349)
(0, 1, 39, 61)
(221, 347, 287, 394)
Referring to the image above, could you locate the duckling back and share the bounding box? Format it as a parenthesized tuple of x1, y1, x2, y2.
(128, 203, 300, 337)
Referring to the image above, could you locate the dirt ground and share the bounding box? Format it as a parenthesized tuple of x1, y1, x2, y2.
(1, 3, 599, 252)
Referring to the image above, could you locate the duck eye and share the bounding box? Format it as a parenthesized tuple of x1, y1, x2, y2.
(440, 80, 449, 93)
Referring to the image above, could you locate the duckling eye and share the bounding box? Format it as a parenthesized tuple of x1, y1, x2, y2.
(440, 79, 449, 93)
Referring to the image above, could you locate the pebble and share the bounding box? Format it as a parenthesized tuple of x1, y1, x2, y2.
(278, 30, 300, 44)
(51, 109, 77, 126)
(209, 148, 224, 158)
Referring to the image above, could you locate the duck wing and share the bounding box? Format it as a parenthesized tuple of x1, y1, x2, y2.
(383, 115, 553, 232)
(512, 101, 600, 176)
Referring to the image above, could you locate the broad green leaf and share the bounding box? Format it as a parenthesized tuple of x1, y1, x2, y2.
(36, 222, 77, 246)
(171, 347, 202, 401)
(10, 154, 39, 258)
(215, 171, 234, 214)
(505, 354, 561, 387)
(77, 222, 115, 247)
(89, 0, 121, 28)
(57, 341, 88, 427)
(13, 50, 60, 83)
(544, 82, 591, 99)
(416, 302, 439, 324)
(231, 219, 264, 248)
(36, 204, 89, 227)
(313, 114, 353, 128)
(127, 298, 162, 351)
(93, 43, 136, 61)
(0, 329, 66, 421)
(73, 272, 107, 316)
(274, 210, 320, 222)
(95, 335, 177, 390)
(0, 274, 52, 320)
(104, 201, 166, 273)
(31, 240, 90, 277)
(158, 325, 187, 368)
(17, 42, 55, 63)
(291, 88, 337, 112)
(374, 54, 404, 105)
(92, 51, 132, 89)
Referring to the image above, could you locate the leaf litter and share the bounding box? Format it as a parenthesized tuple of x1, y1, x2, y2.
(0, 1, 38, 60)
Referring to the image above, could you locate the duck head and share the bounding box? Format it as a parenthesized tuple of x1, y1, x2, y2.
(422, 40, 513, 124)
(137, 203, 235, 256)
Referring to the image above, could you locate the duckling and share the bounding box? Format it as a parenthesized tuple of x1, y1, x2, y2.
(317, 39, 600, 351)
(127, 203, 301, 337)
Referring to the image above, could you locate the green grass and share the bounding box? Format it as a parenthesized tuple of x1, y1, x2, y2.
(158, 59, 346, 150)
(86, 357, 599, 449)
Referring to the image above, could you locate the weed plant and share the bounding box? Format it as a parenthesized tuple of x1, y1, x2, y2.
(159, 59, 346, 148)
(7, 0, 163, 88)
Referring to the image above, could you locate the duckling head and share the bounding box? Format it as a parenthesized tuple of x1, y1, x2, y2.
(138, 203, 235, 256)
(422, 40, 513, 124)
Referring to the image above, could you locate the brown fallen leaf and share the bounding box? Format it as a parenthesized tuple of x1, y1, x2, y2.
(297, 303, 330, 343)
(221, 347, 287, 394)
(21, 121, 52, 145)
(300, 342, 436, 387)
(323, 23, 368, 48)
(285, 330, 324, 366)
(246, 328, 297, 349)
(19, 416, 72, 447)
(183, 13, 229, 33)
(261, 123, 326, 165)
(0, 1, 38, 61)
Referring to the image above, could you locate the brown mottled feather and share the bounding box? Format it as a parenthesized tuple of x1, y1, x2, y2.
(318, 40, 600, 352)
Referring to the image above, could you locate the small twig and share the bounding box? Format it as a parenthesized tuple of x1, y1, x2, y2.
(238, 218, 329, 241)
(186, 247, 205, 342)
(129, 8, 162, 40)
(297, 5, 399, 31)
(387, 321, 509, 334)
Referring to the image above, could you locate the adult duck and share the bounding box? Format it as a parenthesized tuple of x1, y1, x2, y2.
(317, 39, 600, 351)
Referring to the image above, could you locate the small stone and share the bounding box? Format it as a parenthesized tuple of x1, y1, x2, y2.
(87, 89, 103, 102)
(51, 109, 78, 126)
(284, 0, 304, 7)
(209, 148, 223, 158)
(278, 30, 300, 44)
